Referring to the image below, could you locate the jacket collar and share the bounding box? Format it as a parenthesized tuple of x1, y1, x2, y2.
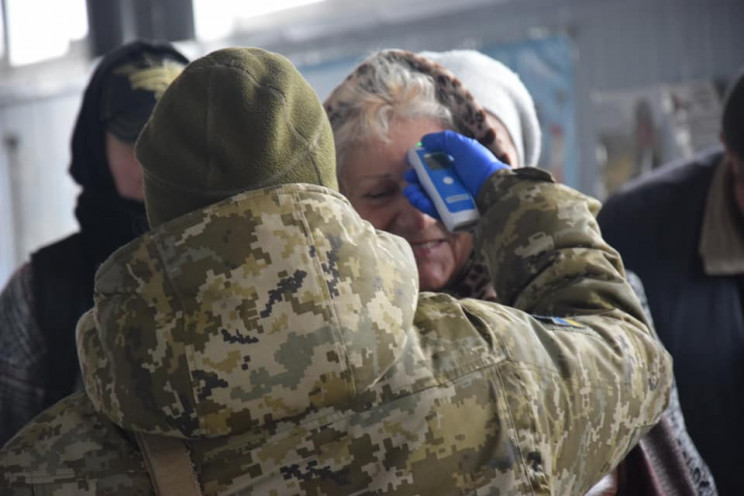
(698, 156, 744, 275)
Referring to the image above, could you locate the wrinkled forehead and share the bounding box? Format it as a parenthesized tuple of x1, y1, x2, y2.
(324, 49, 507, 161)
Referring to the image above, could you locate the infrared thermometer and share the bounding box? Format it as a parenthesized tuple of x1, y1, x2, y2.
(407, 143, 480, 233)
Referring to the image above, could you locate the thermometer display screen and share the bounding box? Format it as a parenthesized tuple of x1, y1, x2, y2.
(423, 152, 452, 171)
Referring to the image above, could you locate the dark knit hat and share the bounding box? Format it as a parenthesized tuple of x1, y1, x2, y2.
(100, 50, 187, 143)
(136, 47, 338, 227)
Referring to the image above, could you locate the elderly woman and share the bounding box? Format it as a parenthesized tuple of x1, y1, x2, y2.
(325, 49, 540, 298)
(325, 49, 715, 495)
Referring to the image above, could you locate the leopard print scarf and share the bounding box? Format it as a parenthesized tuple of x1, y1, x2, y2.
(445, 251, 499, 302)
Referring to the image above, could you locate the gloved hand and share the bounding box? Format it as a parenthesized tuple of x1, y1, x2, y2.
(403, 130, 509, 219)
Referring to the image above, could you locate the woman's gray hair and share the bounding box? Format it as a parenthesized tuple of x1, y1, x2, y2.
(328, 55, 454, 174)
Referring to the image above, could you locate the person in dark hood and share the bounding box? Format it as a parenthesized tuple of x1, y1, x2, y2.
(0, 40, 188, 447)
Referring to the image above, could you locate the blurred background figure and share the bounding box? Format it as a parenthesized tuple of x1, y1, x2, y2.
(0, 40, 188, 446)
(633, 98, 662, 176)
(598, 68, 744, 495)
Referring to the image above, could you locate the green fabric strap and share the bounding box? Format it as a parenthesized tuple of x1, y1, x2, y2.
(134, 431, 203, 496)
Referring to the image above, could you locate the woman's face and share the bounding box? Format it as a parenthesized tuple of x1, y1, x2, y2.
(340, 118, 473, 291)
(106, 132, 144, 201)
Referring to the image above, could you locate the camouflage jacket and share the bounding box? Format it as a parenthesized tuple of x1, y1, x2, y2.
(0, 170, 673, 495)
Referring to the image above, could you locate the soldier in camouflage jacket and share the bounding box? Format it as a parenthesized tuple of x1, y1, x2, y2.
(0, 47, 672, 495)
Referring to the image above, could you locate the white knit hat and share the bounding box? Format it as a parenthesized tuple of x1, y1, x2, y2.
(419, 50, 542, 167)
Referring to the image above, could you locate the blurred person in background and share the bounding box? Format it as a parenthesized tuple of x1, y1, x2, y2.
(0, 40, 188, 447)
(598, 68, 744, 496)
(1, 47, 671, 495)
(325, 48, 715, 495)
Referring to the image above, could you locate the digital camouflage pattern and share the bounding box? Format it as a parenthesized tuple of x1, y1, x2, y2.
(0, 169, 672, 495)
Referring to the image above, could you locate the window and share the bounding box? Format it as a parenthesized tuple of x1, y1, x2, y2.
(6, 0, 88, 66)
(193, 0, 326, 41)
(0, 5, 5, 58)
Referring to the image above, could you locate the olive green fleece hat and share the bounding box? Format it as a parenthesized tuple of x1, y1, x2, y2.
(136, 47, 338, 227)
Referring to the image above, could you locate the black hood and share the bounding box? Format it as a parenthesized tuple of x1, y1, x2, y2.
(69, 40, 188, 267)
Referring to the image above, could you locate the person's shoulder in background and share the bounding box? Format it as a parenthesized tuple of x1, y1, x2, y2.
(0, 262, 48, 448)
(598, 147, 724, 254)
(602, 147, 723, 219)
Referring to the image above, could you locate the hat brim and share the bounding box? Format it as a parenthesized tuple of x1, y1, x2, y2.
(106, 106, 153, 143)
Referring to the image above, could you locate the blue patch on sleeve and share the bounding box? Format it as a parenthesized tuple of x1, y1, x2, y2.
(532, 315, 585, 328)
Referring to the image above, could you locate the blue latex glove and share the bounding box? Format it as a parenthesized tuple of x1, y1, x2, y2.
(403, 130, 509, 218)
(402, 170, 440, 218)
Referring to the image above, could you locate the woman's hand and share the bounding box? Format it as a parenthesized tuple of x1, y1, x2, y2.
(403, 130, 509, 218)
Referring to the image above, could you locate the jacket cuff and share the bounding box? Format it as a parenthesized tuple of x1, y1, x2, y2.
(476, 167, 555, 212)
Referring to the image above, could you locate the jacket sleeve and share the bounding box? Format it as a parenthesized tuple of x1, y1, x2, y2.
(0, 263, 49, 448)
(470, 167, 673, 494)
